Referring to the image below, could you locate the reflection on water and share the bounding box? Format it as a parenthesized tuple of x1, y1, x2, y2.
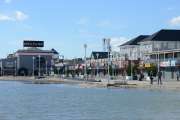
(0, 81, 180, 120)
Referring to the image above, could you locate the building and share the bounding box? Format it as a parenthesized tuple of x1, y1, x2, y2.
(119, 35, 149, 60)
(0, 57, 16, 76)
(60, 58, 84, 77)
(140, 29, 180, 80)
(87, 51, 127, 77)
(15, 47, 59, 76)
(0, 41, 59, 76)
(118, 29, 180, 80)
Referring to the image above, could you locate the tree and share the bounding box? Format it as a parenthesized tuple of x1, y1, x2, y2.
(145, 64, 157, 76)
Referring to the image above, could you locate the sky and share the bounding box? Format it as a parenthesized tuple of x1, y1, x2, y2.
(0, 0, 180, 59)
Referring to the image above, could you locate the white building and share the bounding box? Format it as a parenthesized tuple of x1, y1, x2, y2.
(119, 35, 149, 60)
(118, 29, 180, 80)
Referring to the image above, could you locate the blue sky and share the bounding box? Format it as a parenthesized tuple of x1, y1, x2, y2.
(0, 0, 180, 58)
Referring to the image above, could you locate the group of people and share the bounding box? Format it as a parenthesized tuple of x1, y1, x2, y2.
(149, 70, 180, 85)
(149, 71, 162, 85)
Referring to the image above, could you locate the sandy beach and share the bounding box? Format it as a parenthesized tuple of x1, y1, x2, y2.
(0, 76, 180, 90)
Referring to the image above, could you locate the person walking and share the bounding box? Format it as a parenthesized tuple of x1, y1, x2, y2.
(158, 71, 162, 85)
(176, 71, 179, 81)
(139, 71, 144, 81)
(150, 71, 153, 85)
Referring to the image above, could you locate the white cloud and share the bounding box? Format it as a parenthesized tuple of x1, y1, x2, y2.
(110, 37, 128, 51)
(169, 16, 180, 26)
(97, 20, 111, 27)
(0, 14, 14, 21)
(15, 11, 28, 21)
(0, 11, 28, 22)
(77, 17, 89, 26)
(4, 0, 12, 4)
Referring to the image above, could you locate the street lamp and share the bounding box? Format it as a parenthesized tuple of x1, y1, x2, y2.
(107, 38, 111, 85)
(157, 44, 160, 73)
(0, 61, 3, 76)
(46, 60, 48, 76)
(84, 44, 87, 80)
(38, 55, 41, 77)
(129, 48, 133, 81)
(59, 55, 64, 76)
(32, 56, 35, 77)
(14, 60, 17, 76)
(96, 53, 99, 78)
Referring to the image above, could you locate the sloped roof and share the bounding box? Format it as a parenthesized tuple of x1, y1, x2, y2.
(91, 51, 108, 59)
(51, 48, 59, 54)
(120, 35, 149, 46)
(142, 29, 180, 42)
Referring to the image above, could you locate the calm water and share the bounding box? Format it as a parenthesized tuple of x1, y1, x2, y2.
(0, 81, 180, 120)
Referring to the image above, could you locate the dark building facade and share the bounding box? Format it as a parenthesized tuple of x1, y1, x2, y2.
(0, 57, 17, 76)
(0, 47, 59, 76)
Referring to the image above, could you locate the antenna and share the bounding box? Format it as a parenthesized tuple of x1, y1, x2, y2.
(102, 38, 106, 52)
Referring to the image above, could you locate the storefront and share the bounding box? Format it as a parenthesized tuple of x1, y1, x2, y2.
(160, 60, 178, 80)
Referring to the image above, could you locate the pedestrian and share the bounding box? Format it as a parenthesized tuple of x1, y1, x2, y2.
(158, 71, 162, 85)
(139, 72, 144, 81)
(176, 71, 179, 81)
(150, 71, 153, 85)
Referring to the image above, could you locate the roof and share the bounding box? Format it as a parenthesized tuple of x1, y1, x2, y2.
(51, 48, 59, 54)
(91, 51, 108, 59)
(16, 47, 55, 54)
(142, 29, 180, 42)
(120, 35, 149, 46)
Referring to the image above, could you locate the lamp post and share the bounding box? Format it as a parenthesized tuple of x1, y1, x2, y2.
(131, 59, 133, 80)
(46, 60, 48, 76)
(14, 60, 17, 76)
(157, 44, 160, 73)
(84, 44, 87, 80)
(32, 56, 35, 77)
(38, 55, 41, 77)
(107, 38, 111, 85)
(60, 55, 64, 76)
(1, 61, 2, 76)
(130, 48, 133, 81)
(96, 53, 99, 78)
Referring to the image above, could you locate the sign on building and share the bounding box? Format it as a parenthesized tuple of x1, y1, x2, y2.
(171, 60, 176, 67)
(145, 63, 151, 68)
(160, 61, 170, 67)
(160, 60, 176, 67)
(23, 40, 44, 47)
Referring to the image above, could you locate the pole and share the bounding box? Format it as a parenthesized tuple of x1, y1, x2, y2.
(46, 60, 48, 76)
(131, 60, 133, 80)
(130, 48, 133, 80)
(32, 56, 35, 77)
(158, 46, 160, 73)
(84, 44, 87, 80)
(51, 59, 53, 76)
(1, 62, 2, 76)
(107, 38, 111, 85)
(39, 55, 41, 77)
(73, 58, 75, 78)
(96, 53, 99, 78)
(14, 60, 16, 76)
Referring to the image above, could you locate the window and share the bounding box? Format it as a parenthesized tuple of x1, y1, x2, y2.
(168, 42, 175, 49)
(161, 42, 164, 50)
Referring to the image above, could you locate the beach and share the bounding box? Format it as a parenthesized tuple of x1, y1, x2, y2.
(0, 76, 180, 90)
